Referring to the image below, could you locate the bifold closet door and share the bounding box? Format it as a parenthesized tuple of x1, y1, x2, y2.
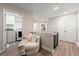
(57, 16, 66, 41)
(57, 13, 76, 42)
(65, 14, 76, 42)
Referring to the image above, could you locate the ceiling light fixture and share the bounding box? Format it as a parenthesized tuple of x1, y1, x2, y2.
(54, 7, 59, 10)
(63, 12, 66, 14)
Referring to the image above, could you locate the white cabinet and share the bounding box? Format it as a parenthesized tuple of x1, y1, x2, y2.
(6, 31, 15, 43)
(5, 11, 22, 43)
(14, 21, 22, 30)
(6, 13, 15, 25)
(14, 15, 22, 30)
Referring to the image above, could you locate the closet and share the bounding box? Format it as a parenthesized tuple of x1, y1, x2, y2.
(48, 13, 77, 43)
(57, 13, 77, 42)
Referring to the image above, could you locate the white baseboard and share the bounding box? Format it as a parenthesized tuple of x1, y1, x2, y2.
(75, 42, 79, 48)
(42, 46, 52, 52)
(59, 39, 75, 43)
(0, 49, 4, 54)
(52, 49, 54, 53)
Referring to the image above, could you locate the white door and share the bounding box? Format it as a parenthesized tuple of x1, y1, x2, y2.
(65, 14, 76, 42)
(57, 16, 66, 41)
(57, 13, 76, 42)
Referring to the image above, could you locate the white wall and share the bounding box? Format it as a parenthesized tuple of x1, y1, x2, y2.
(77, 10, 79, 45)
(0, 4, 34, 51)
(48, 19, 57, 32)
(33, 22, 40, 31)
(48, 13, 77, 32)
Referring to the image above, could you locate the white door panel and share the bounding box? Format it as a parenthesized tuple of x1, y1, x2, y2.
(57, 13, 76, 42)
(65, 14, 76, 42)
(57, 16, 66, 41)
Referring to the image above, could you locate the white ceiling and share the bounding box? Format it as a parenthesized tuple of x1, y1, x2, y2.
(12, 3, 79, 21)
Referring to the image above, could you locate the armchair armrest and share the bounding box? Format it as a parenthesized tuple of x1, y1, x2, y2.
(22, 36, 28, 39)
(36, 35, 40, 45)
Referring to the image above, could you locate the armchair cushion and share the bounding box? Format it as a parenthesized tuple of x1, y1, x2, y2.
(31, 34, 37, 42)
(28, 33, 32, 41)
(18, 39, 28, 48)
(18, 33, 40, 55)
(25, 42, 39, 50)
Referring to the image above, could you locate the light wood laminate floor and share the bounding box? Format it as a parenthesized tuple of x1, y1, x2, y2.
(53, 40, 79, 56)
(0, 40, 79, 56)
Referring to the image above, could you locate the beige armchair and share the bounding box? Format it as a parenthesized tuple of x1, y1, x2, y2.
(18, 33, 40, 55)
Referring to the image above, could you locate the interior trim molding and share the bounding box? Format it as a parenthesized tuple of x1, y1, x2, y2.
(0, 49, 4, 54)
(75, 42, 79, 48)
(42, 45, 53, 53)
(59, 39, 75, 43)
(60, 40, 79, 48)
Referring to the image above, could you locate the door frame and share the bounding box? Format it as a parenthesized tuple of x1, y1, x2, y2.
(3, 9, 6, 51)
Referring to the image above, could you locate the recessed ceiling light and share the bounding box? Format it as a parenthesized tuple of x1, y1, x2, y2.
(54, 7, 59, 10)
(63, 12, 66, 14)
(41, 19, 45, 21)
